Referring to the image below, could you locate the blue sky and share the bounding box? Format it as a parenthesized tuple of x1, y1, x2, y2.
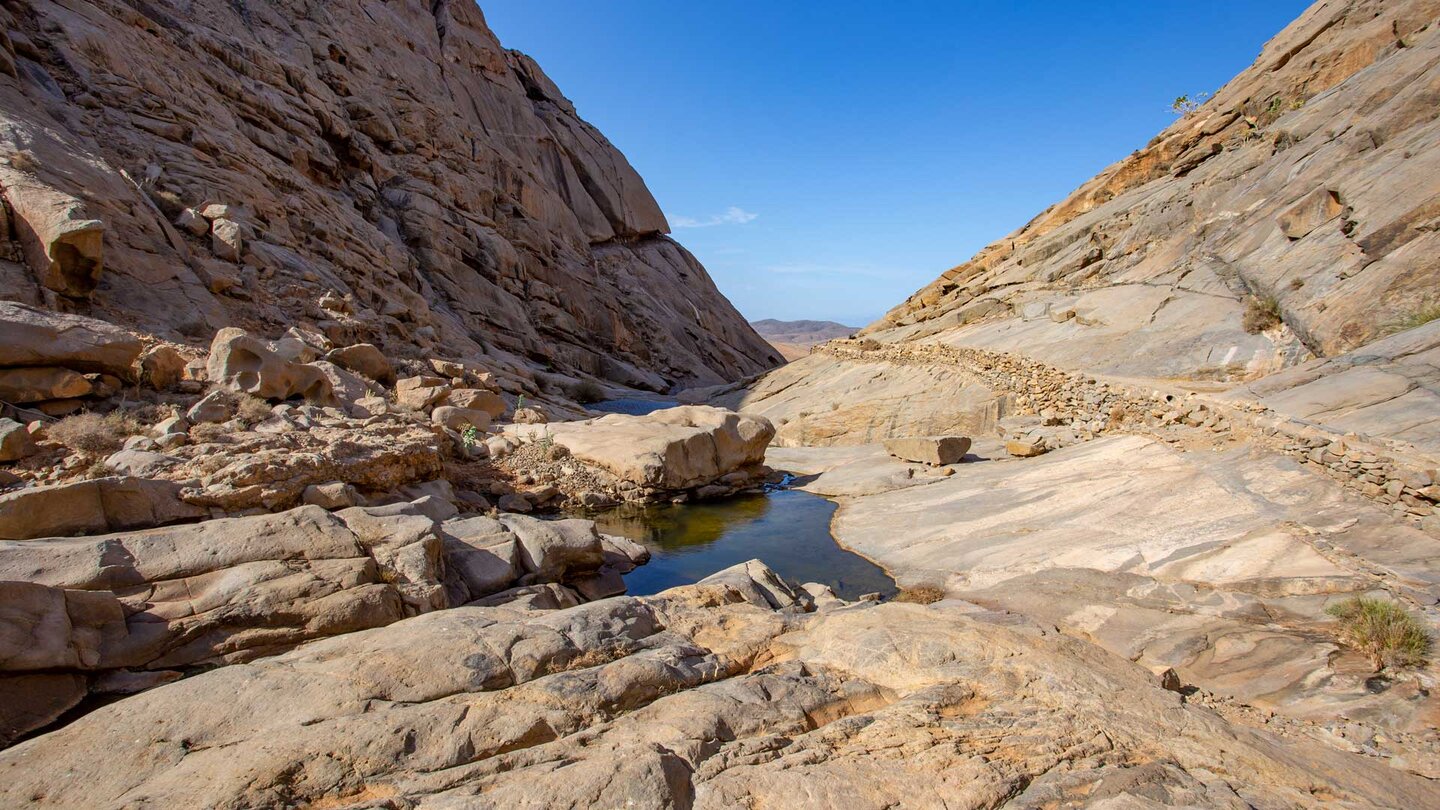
(482, 1, 1311, 326)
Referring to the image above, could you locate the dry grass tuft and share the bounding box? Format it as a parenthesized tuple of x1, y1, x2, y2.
(236, 396, 274, 425)
(49, 411, 144, 456)
(893, 585, 946, 605)
(1242, 294, 1282, 334)
(1326, 596, 1430, 672)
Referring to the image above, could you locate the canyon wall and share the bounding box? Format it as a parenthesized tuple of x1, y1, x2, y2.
(742, 0, 1440, 445)
(0, 0, 779, 391)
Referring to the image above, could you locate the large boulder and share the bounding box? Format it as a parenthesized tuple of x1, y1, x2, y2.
(0, 302, 141, 378)
(0, 419, 36, 462)
(883, 435, 972, 466)
(500, 514, 606, 583)
(0, 477, 206, 540)
(205, 328, 336, 405)
(515, 406, 774, 490)
(0, 367, 92, 403)
(324, 343, 394, 385)
(0, 178, 104, 298)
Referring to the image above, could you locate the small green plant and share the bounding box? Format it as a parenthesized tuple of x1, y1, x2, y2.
(1171, 92, 1209, 115)
(536, 426, 554, 451)
(1242, 294, 1282, 334)
(515, 394, 527, 411)
(460, 424, 482, 450)
(1325, 596, 1430, 672)
(1384, 302, 1440, 335)
(893, 585, 945, 605)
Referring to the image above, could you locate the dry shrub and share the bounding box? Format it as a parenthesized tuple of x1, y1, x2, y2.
(1106, 405, 1127, 430)
(236, 396, 274, 425)
(49, 411, 143, 455)
(189, 422, 231, 444)
(7, 150, 38, 172)
(567, 380, 605, 405)
(1326, 596, 1430, 672)
(1242, 294, 1282, 334)
(854, 338, 881, 351)
(893, 585, 945, 605)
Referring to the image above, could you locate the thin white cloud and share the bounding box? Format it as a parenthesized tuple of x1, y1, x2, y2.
(767, 263, 893, 279)
(670, 206, 758, 228)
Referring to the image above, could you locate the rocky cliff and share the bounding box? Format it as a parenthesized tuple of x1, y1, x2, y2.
(0, 0, 779, 391)
(738, 0, 1440, 448)
(879, 0, 1439, 378)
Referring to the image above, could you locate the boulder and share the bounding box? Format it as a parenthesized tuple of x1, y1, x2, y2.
(1, 180, 103, 297)
(440, 516, 522, 603)
(0, 366, 93, 403)
(518, 406, 774, 490)
(209, 217, 244, 262)
(513, 405, 549, 424)
(137, 346, 186, 390)
(883, 436, 972, 466)
(0, 477, 206, 540)
(0, 302, 141, 378)
(1005, 439, 1048, 458)
(0, 418, 36, 462)
(501, 514, 605, 582)
(185, 390, 234, 423)
(496, 492, 532, 513)
(103, 449, 179, 477)
(395, 375, 450, 411)
(443, 387, 507, 418)
(431, 405, 491, 433)
(205, 328, 335, 405)
(302, 482, 362, 510)
(324, 343, 394, 384)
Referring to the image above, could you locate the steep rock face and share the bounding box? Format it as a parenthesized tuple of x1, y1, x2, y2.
(875, 0, 1440, 380)
(0, 0, 779, 389)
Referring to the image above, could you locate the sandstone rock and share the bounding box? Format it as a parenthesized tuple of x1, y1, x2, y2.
(0, 366, 92, 403)
(883, 435, 972, 465)
(103, 449, 179, 477)
(1277, 187, 1343, 240)
(10, 566, 1425, 808)
(600, 533, 651, 573)
(184, 390, 234, 424)
(0, 418, 36, 462)
(431, 405, 491, 433)
(209, 217, 244, 262)
(205, 328, 335, 405)
(0, 178, 104, 298)
(496, 492, 533, 513)
(0, 672, 86, 748)
(516, 406, 774, 490)
(441, 516, 522, 604)
(501, 514, 605, 582)
(469, 582, 583, 611)
(513, 405, 549, 424)
(0, 477, 205, 540)
(323, 343, 394, 385)
(571, 567, 627, 601)
(1006, 439, 1047, 457)
(0, 302, 141, 379)
(302, 482, 362, 510)
(395, 375, 449, 411)
(443, 387, 508, 417)
(137, 346, 186, 390)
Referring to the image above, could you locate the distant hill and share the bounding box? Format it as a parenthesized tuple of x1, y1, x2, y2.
(750, 319, 859, 361)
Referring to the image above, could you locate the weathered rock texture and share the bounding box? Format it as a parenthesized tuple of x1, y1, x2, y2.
(871, 0, 1440, 380)
(0, 0, 778, 390)
(0, 501, 623, 744)
(1, 566, 1434, 808)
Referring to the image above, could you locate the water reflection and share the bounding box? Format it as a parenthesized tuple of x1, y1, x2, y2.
(588, 398, 678, 416)
(591, 489, 897, 600)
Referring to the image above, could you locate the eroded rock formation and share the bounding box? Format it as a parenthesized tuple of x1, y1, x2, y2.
(0, 0, 778, 391)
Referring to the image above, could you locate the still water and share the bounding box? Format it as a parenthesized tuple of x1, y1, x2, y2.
(591, 488, 897, 600)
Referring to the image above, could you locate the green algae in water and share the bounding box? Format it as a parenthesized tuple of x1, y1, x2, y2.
(592, 488, 897, 600)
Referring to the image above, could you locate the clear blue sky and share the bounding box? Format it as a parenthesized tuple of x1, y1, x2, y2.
(482, 1, 1311, 327)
